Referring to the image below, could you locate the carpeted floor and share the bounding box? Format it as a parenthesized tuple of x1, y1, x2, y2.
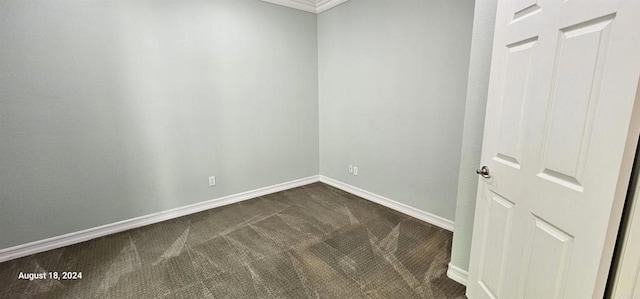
(0, 182, 466, 298)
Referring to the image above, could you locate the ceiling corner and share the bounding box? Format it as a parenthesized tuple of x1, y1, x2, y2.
(316, 0, 349, 13)
(260, 0, 349, 14)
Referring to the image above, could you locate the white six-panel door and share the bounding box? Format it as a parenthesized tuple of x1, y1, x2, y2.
(467, 0, 640, 298)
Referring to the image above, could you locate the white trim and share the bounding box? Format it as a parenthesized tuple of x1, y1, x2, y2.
(259, 0, 349, 13)
(319, 175, 455, 231)
(0, 175, 456, 263)
(260, 0, 317, 13)
(447, 262, 469, 286)
(0, 176, 320, 263)
(316, 0, 349, 13)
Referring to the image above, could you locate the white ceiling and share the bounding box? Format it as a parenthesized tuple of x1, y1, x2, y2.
(260, 0, 349, 13)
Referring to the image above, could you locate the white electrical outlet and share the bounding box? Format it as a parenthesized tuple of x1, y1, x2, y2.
(209, 176, 216, 186)
(349, 165, 353, 173)
(353, 166, 358, 176)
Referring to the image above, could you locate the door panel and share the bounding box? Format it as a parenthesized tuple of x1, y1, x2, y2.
(467, 0, 640, 298)
(495, 38, 537, 169)
(477, 192, 515, 298)
(519, 216, 573, 299)
(511, 0, 541, 22)
(539, 15, 614, 191)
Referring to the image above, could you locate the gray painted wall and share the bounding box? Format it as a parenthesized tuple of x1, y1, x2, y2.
(450, 0, 498, 271)
(0, 0, 319, 249)
(318, 0, 474, 221)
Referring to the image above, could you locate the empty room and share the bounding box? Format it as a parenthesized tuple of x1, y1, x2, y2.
(1, 0, 640, 298)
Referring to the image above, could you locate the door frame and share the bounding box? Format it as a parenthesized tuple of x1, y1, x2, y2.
(607, 135, 640, 297)
(599, 77, 640, 296)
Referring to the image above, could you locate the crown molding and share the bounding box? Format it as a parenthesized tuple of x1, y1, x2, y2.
(260, 0, 348, 13)
(316, 0, 349, 13)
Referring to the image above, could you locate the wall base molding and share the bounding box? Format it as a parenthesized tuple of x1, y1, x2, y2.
(319, 175, 455, 231)
(0, 175, 320, 263)
(447, 262, 469, 286)
(1, 175, 457, 263)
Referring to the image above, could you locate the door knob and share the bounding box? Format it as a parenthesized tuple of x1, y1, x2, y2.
(476, 166, 491, 178)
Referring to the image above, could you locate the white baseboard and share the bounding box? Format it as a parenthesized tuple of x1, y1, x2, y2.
(447, 262, 469, 286)
(319, 176, 455, 231)
(1, 175, 456, 263)
(0, 175, 320, 263)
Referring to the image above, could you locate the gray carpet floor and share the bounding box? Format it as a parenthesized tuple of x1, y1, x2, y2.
(0, 182, 466, 298)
